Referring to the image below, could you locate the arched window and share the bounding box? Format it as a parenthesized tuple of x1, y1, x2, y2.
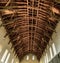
(49, 47, 53, 59)
(26, 55, 29, 60)
(1, 49, 8, 62)
(32, 55, 35, 60)
(45, 53, 48, 63)
(5, 53, 10, 63)
(52, 43, 57, 56)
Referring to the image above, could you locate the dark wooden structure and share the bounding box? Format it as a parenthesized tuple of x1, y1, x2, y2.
(0, 0, 60, 61)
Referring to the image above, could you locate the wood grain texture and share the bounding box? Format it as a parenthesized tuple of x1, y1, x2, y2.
(0, 0, 60, 61)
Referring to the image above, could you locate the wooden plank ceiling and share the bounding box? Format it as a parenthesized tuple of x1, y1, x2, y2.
(0, 0, 60, 61)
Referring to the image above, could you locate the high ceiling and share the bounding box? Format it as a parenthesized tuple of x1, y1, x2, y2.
(0, 0, 60, 61)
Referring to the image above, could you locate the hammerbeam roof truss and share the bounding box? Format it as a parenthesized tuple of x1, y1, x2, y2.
(0, 0, 60, 61)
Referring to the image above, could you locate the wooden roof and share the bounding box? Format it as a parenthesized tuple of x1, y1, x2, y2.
(0, 0, 60, 61)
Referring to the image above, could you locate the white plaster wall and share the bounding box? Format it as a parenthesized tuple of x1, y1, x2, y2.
(40, 21, 60, 63)
(0, 18, 19, 63)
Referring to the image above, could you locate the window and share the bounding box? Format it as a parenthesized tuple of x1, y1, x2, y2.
(45, 53, 48, 63)
(45, 55, 46, 63)
(5, 53, 10, 63)
(32, 55, 35, 60)
(26, 55, 29, 60)
(46, 53, 48, 63)
(11, 59, 14, 63)
(1, 49, 8, 62)
(49, 47, 53, 59)
(52, 43, 57, 56)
